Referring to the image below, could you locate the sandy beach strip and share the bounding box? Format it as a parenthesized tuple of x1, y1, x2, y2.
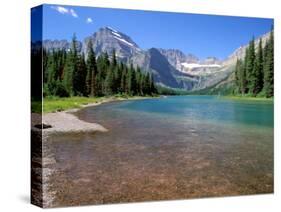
(43, 112, 108, 133)
(31, 111, 108, 134)
(31, 96, 158, 134)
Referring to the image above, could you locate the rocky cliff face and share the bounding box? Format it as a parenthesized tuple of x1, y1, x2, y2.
(202, 57, 222, 65)
(158, 49, 198, 70)
(158, 49, 223, 78)
(147, 48, 180, 88)
(42, 27, 270, 91)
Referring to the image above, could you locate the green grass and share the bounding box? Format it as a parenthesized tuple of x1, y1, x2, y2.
(42, 96, 104, 113)
(32, 94, 157, 113)
(221, 95, 274, 102)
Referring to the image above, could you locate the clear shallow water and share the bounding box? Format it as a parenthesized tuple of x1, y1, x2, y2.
(45, 96, 273, 207)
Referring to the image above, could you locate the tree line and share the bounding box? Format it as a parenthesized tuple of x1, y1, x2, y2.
(43, 35, 157, 97)
(234, 28, 274, 98)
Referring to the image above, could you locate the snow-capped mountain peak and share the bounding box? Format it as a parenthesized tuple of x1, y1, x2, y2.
(80, 27, 142, 64)
(102, 26, 139, 48)
(42, 27, 270, 91)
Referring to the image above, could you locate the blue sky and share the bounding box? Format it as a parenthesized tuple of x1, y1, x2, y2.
(38, 4, 273, 60)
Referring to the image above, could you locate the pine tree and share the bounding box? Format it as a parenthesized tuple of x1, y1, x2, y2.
(136, 66, 143, 95)
(252, 39, 264, 96)
(120, 64, 127, 94)
(95, 71, 103, 96)
(237, 60, 244, 94)
(96, 52, 110, 95)
(112, 49, 117, 67)
(105, 69, 114, 95)
(43, 36, 158, 98)
(63, 34, 79, 95)
(234, 59, 242, 93)
(73, 53, 87, 96)
(150, 73, 156, 94)
(113, 66, 121, 93)
(47, 50, 62, 95)
(232, 29, 274, 98)
(264, 29, 274, 98)
(246, 37, 256, 94)
(43, 48, 49, 83)
(72, 37, 86, 96)
(104, 52, 110, 66)
(242, 48, 249, 93)
(47, 50, 56, 84)
(86, 40, 97, 96)
(143, 72, 151, 95)
(130, 64, 137, 95)
(126, 67, 132, 94)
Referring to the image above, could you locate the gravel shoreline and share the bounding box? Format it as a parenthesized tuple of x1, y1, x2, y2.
(31, 99, 112, 207)
(43, 112, 108, 134)
(32, 96, 156, 134)
(31, 96, 156, 207)
(31, 99, 112, 134)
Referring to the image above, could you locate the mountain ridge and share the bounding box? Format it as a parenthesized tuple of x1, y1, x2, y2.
(42, 27, 270, 91)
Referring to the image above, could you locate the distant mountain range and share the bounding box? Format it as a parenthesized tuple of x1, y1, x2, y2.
(43, 27, 270, 91)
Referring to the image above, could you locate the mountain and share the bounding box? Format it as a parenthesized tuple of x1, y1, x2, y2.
(223, 31, 270, 66)
(157, 49, 198, 70)
(43, 39, 82, 52)
(158, 49, 223, 78)
(83, 27, 142, 63)
(83, 27, 192, 88)
(146, 48, 181, 88)
(202, 57, 222, 65)
(42, 27, 270, 92)
(176, 32, 271, 91)
(201, 32, 272, 94)
(81, 27, 225, 90)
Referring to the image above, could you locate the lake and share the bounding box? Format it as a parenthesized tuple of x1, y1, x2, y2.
(45, 95, 273, 207)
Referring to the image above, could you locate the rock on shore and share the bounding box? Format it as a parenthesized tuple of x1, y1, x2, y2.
(31, 112, 108, 134)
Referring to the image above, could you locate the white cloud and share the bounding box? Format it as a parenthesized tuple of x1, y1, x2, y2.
(70, 9, 78, 18)
(51, 6, 78, 18)
(86, 17, 93, 24)
(52, 6, 68, 14)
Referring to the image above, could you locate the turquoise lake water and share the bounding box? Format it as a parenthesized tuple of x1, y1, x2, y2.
(46, 95, 274, 206)
(112, 95, 273, 128)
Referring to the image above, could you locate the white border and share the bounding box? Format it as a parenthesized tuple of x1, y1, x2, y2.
(0, 0, 280, 211)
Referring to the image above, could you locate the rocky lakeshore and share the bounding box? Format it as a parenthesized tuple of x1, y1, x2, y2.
(32, 96, 156, 134)
(31, 95, 273, 207)
(31, 96, 157, 207)
(31, 102, 109, 207)
(31, 112, 107, 207)
(43, 112, 108, 134)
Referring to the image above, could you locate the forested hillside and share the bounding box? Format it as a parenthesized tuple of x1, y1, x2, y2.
(43, 35, 157, 97)
(234, 28, 274, 98)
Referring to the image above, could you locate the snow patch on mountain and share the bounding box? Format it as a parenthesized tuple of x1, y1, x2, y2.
(179, 62, 223, 76)
(181, 63, 222, 69)
(111, 31, 121, 38)
(114, 36, 135, 47)
(106, 26, 118, 33)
